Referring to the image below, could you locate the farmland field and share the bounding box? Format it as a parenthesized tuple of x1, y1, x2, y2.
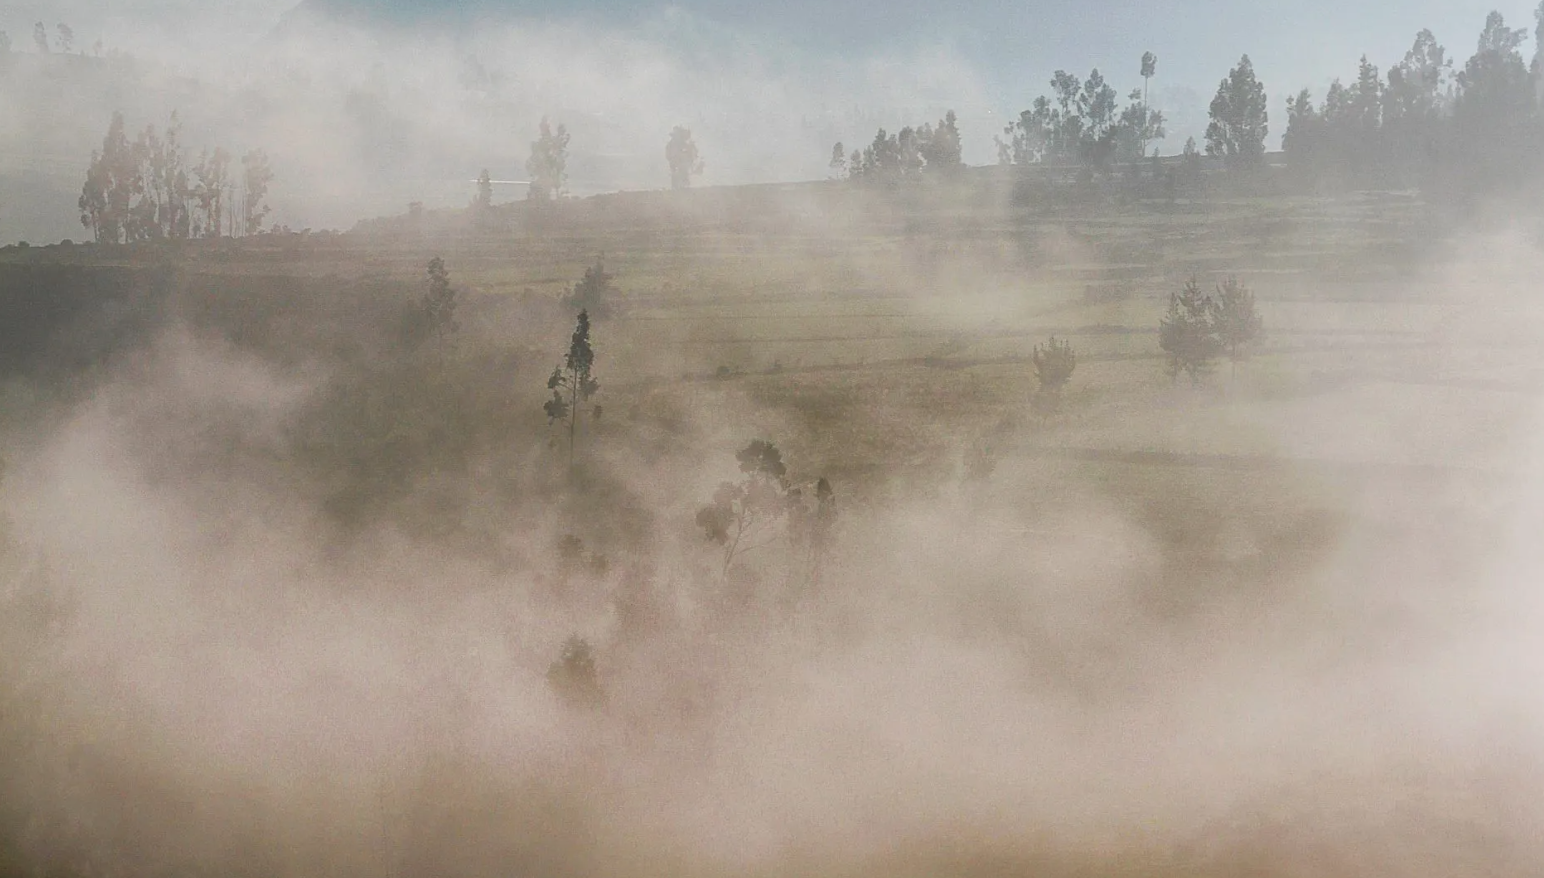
(4, 178, 1544, 875)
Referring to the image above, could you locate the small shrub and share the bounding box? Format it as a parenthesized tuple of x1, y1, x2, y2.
(547, 635, 603, 708)
(1159, 278, 1223, 385)
(1211, 275, 1264, 376)
(1032, 335, 1076, 394)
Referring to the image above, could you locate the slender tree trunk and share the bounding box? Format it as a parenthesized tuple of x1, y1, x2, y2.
(723, 513, 746, 579)
(568, 375, 578, 476)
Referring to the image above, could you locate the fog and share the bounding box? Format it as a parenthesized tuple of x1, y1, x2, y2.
(3, 1, 1544, 876)
(0, 203, 1537, 875)
(4, 0, 1542, 242)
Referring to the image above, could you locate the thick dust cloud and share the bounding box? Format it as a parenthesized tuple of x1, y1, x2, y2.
(4, 1, 1544, 876)
(1, 219, 1544, 877)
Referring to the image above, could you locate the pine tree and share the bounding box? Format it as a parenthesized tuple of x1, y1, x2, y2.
(829, 142, 848, 179)
(1205, 55, 1269, 168)
(562, 260, 615, 318)
(1210, 276, 1264, 377)
(1283, 89, 1322, 176)
(545, 310, 600, 472)
(419, 257, 458, 350)
(1032, 335, 1076, 394)
(1159, 278, 1223, 384)
(918, 110, 964, 173)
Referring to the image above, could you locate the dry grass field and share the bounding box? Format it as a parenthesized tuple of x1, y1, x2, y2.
(4, 178, 1544, 876)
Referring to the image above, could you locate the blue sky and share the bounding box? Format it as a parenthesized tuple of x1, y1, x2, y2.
(10, 0, 1542, 98)
(287, 0, 1541, 96)
(277, 0, 1543, 152)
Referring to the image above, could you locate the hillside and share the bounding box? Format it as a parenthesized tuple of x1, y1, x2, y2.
(5, 164, 1544, 876)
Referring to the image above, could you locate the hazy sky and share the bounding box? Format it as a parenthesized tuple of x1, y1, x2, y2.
(2, 0, 1541, 239)
(6, 0, 1541, 102)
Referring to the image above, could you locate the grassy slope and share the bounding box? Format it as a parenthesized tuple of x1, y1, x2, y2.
(0, 180, 1520, 549)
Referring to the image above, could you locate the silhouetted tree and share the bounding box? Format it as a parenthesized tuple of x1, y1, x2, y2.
(786, 476, 837, 595)
(1181, 136, 1203, 185)
(809, 477, 836, 586)
(32, 23, 47, 54)
(1206, 55, 1269, 168)
(1160, 278, 1223, 384)
(996, 97, 1054, 165)
(1282, 89, 1322, 176)
(78, 112, 137, 243)
(1076, 68, 1121, 170)
(1031, 335, 1077, 415)
(917, 110, 964, 174)
(1210, 276, 1264, 377)
(1049, 70, 1086, 159)
(473, 168, 493, 212)
(1116, 86, 1166, 163)
(547, 635, 602, 708)
(665, 126, 704, 189)
(1382, 30, 1453, 184)
(241, 149, 274, 235)
(545, 310, 600, 472)
(55, 24, 73, 54)
(149, 112, 192, 239)
(562, 260, 615, 318)
(696, 439, 792, 578)
(1452, 11, 1535, 191)
(1389, 29, 1454, 122)
(415, 257, 458, 350)
(0, 32, 11, 55)
(829, 141, 847, 178)
(80, 111, 262, 242)
(525, 117, 570, 201)
(123, 123, 163, 241)
(1032, 335, 1076, 395)
(1535, 2, 1544, 86)
(1459, 11, 1532, 113)
(1346, 55, 1386, 177)
(851, 114, 961, 181)
(193, 147, 232, 238)
(1141, 52, 1158, 108)
(853, 126, 920, 182)
(1000, 68, 1159, 172)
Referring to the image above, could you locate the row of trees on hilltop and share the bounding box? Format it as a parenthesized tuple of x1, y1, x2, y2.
(476, 11, 1544, 209)
(823, 52, 1266, 182)
(828, 110, 965, 183)
(0, 22, 97, 56)
(78, 111, 273, 244)
(996, 53, 1169, 171)
(1283, 7, 1544, 193)
(823, 9, 1543, 192)
(471, 120, 704, 213)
